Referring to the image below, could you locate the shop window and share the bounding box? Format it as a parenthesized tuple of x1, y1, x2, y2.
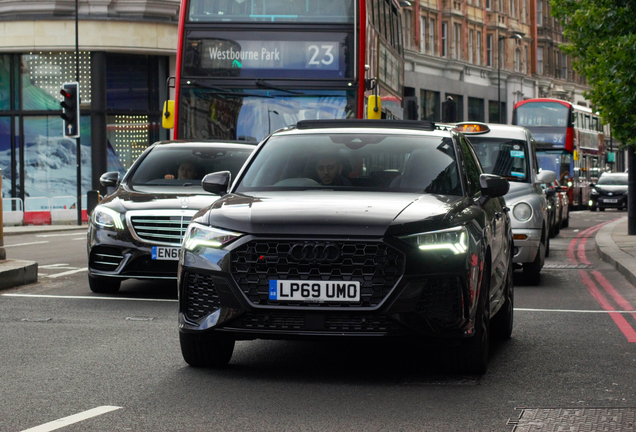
(107, 54, 150, 111)
(20, 52, 91, 111)
(0, 117, 11, 196)
(468, 97, 485, 122)
(0, 55, 10, 110)
(108, 114, 150, 169)
(420, 89, 440, 121)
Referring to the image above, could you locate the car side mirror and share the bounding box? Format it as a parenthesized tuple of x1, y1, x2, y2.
(545, 188, 556, 197)
(536, 169, 557, 184)
(100, 172, 120, 188)
(202, 171, 231, 195)
(560, 186, 569, 192)
(478, 174, 509, 205)
(590, 183, 596, 188)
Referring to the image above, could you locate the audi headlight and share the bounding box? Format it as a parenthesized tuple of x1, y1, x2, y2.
(91, 206, 124, 230)
(399, 226, 468, 254)
(591, 188, 599, 195)
(183, 223, 242, 252)
(512, 203, 532, 222)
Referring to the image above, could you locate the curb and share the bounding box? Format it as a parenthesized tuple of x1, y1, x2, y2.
(2, 225, 88, 236)
(595, 217, 636, 288)
(0, 260, 38, 291)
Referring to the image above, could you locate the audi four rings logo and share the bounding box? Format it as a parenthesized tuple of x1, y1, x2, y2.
(289, 243, 341, 262)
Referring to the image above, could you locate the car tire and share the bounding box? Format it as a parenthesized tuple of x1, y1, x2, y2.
(523, 232, 544, 286)
(88, 275, 121, 294)
(599, 207, 605, 212)
(454, 263, 490, 374)
(590, 206, 597, 212)
(562, 213, 569, 228)
(180, 332, 235, 368)
(492, 252, 514, 340)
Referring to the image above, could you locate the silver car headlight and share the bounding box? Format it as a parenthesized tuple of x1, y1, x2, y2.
(512, 203, 533, 222)
(591, 189, 599, 195)
(183, 223, 242, 252)
(91, 206, 124, 230)
(398, 226, 468, 254)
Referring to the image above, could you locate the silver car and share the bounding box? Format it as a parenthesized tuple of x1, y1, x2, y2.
(455, 122, 556, 285)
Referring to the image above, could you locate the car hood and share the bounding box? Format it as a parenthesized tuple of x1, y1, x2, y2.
(100, 187, 219, 212)
(595, 185, 627, 194)
(199, 191, 464, 236)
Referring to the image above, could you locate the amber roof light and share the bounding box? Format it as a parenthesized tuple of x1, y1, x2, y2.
(454, 123, 490, 134)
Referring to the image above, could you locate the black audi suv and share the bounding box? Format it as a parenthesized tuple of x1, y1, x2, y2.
(87, 140, 256, 293)
(178, 120, 514, 373)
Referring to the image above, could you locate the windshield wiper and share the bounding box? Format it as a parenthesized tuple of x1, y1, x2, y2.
(256, 79, 303, 95)
(184, 80, 273, 98)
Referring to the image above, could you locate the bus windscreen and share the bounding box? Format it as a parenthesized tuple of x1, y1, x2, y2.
(515, 102, 570, 127)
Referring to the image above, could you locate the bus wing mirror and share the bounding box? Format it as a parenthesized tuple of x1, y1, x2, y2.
(162, 100, 175, 129)
(367, 95, 382, 120)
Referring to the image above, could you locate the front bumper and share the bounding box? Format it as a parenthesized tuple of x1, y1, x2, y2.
(178, 237, 481, 340)
(589, 195, 627, 209)
(512, 228, 541, 264)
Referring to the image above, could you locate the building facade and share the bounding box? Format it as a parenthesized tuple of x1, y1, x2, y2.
(402, 0, 590, 126)
(0, 0, 179, 213)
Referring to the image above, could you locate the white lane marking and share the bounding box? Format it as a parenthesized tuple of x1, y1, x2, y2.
(45, 268, 88, 278)
(573, 229, 580, 232)
(72, 237, 86, 241)
(2, 293, 177, 302)
(20, 406, 122, 432)
(4, 241, 49, 248)
(516, 308, 635, 314)
(40, 264, 70, 268)
(36, 232, 87, 238)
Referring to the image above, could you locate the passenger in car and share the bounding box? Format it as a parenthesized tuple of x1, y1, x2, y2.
(165, 161, 198, 180)
(314, 153, 352, 186)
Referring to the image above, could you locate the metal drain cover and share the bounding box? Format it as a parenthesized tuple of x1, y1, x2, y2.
(508, 407, 636, 431)
(543, 264, 597, 269)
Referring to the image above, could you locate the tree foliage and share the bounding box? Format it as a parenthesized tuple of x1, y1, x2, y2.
(551, 0, 636, 146)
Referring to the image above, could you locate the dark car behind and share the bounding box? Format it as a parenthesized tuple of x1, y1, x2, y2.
(87, 140, 256, 293)
(589, 172, 628, 211)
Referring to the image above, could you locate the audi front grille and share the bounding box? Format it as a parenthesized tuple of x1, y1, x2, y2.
(230, 240, 405, 308)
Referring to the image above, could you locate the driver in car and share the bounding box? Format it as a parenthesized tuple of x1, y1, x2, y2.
(165, 161, 198, 180)
(315, 153, 351, 186)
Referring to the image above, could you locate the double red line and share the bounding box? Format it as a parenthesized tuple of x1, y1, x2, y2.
(569, 220, 636, 342)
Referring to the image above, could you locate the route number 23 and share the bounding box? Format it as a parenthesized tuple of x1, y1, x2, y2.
(307, 44, 335, 66)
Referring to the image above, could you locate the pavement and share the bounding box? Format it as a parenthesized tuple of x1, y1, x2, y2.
(0, 218, 635, 291)
(0, 224, 87, 291)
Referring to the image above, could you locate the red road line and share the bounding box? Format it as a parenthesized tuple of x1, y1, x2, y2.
(579, 270, 636, 342)
(591, 270, 636, 323)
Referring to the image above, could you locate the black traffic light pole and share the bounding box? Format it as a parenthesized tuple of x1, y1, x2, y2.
(75, 0, 81, 226)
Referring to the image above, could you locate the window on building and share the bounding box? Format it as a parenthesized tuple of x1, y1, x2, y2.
(537, 0, 543, 26)
(515, 49, 520, 72)
(454, 23, 461, 60)
(420, 15, 426, 52)
(486, 0, 491, 10)
(522, 0, 527, 22)
(403, 9, 412, 49)
(562, 53, 567, 80)
(487, 34, 493, 67)
(429, 18, 435, 56)
(468, 97, 485, 122)
(0, 55, 10, 111)
(555, 51, 559, 77)
(510, 0, 515, 17)
(444, 94, 463, 122)
(476, 31, 482, 66)
(469, 29, 474, 64)
(537, 47, 543, 74)
(420, 89, 441, 121)
(442, 22, 448, 57)
(489, 100, 506, 123)
(524, 46, 528, 74)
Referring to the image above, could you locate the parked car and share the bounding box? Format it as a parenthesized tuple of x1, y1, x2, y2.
(455, 122, 556, 285)
(589, 172, 628, 211)
(177, 119, 514, 374)
(87, 140, 257, 293)
(542, 181, 560, 238)
(549, 179, 569, 229)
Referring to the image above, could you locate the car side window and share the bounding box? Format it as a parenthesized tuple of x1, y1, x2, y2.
(459, 136, 482, 197)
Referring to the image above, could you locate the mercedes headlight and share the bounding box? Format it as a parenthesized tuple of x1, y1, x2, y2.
(399, 226, 468, 254)
(591, 188, 599, 195)
(512, 203, 532, 222)
(91, 206, 124, 230)
(183, 223, 242, 252)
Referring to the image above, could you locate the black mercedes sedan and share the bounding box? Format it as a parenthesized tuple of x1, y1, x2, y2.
(87, 140, 256, 294)
(177, 120, 513, 374)
(589, 172, 628, 211)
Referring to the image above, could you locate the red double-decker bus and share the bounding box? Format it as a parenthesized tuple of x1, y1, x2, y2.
(163, 0, 405, 142)
(512, 98, 604, 208)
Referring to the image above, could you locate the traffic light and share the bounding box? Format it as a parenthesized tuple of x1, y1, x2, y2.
(60, 82, 80, 138)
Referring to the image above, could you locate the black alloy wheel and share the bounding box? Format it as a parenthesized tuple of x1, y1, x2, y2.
(455, 262, 491, 374)
(88, 275, 121, 294)
(180, 332, 235, 367)
(492, 251, 514, 340)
